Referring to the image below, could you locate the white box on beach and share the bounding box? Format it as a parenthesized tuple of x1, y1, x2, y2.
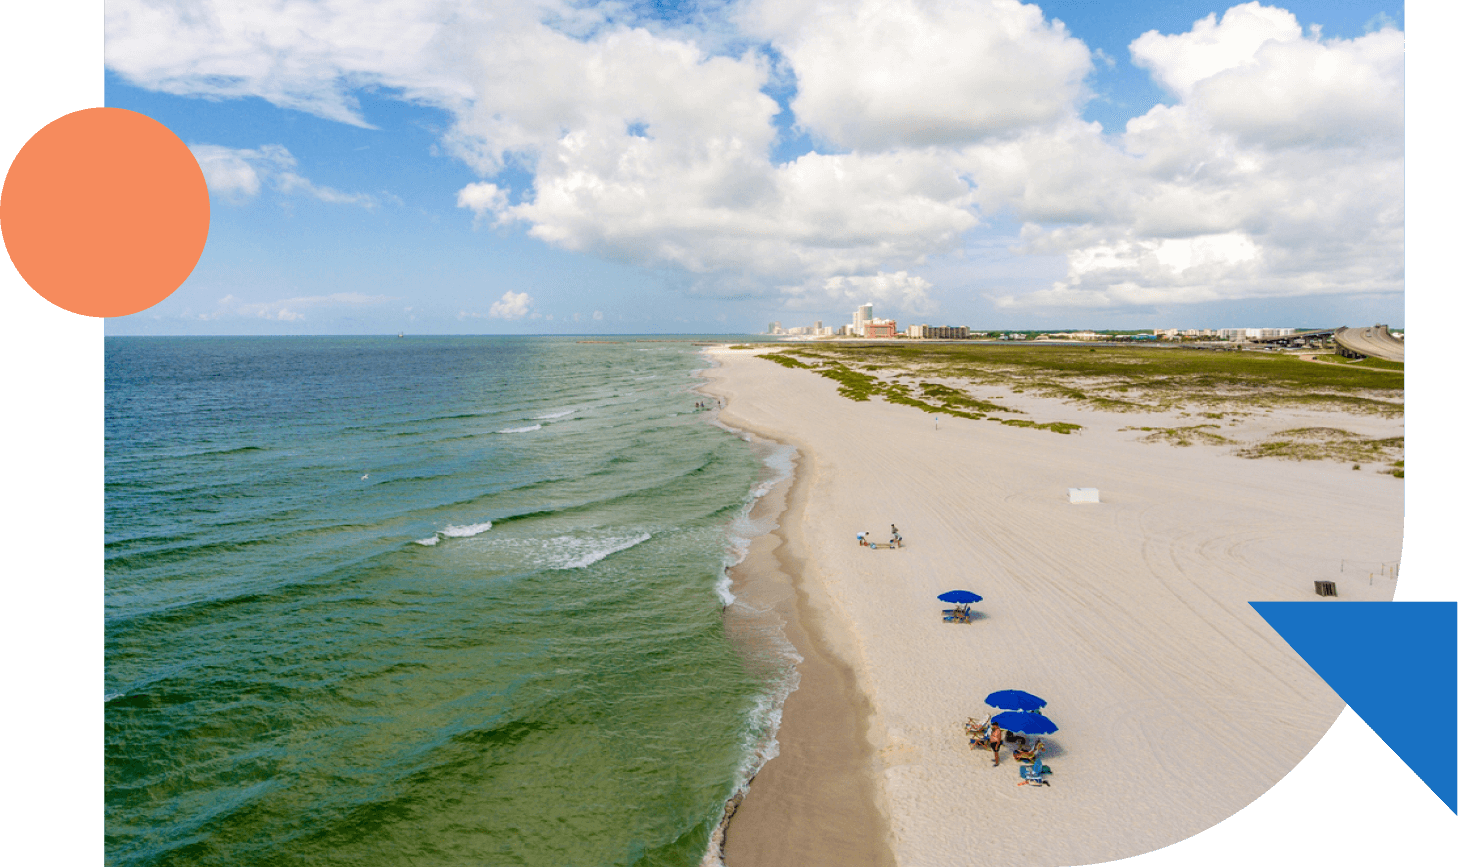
(1068, 487, 1100, 504)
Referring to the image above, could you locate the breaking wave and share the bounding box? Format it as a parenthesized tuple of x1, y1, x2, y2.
(414, 521, 493, 546)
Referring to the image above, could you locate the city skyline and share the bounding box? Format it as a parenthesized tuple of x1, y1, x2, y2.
(90, 1, 1406, 335)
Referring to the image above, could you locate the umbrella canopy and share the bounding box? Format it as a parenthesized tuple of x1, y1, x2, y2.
(936, 590, 983, 604)
(985, 690, 1047, 712)
(992, 711, 1059, 735)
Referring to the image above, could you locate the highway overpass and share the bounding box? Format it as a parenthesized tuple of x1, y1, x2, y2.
(1333, 325, 1404, 363)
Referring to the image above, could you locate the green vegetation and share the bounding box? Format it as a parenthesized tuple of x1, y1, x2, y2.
(1346, 357, 1405, 371)
(762, 352, 812, 369)
(1235, 428, 1405, 464)
(775, 343, 1402, 417)
(759, 352, 1080, 433)
(754, 343, 1405, 448)
(1121, 425, 1233, 447)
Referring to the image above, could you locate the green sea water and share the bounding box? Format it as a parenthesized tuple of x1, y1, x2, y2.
(105, 336, 794, 867)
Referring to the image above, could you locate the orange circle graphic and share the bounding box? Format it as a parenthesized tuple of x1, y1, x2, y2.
(1, 107, 210, 318)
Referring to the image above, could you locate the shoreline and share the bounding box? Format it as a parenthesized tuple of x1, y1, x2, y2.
(696, 359, 894, 867)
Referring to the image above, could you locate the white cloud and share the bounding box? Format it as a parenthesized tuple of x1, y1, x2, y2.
(116, 2, 1403, 315)
(800, 271, 937, 315)
(456, 182, 508, 221)
(971, 9, 1404, 310)
(1131, 4, 1403, 149)
(1130, 3, 1303, 100)
(189, 143, 382, 207)
(488, 290, 533, 320)
(190, 144, 290, 199)
(106, 0, 480, 127)
(743, 0, 1092, 149)
(592, 310, 603, 320)
(201, 291, 394, 321)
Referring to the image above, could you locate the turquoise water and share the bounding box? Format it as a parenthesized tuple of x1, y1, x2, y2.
(105, 336, 792, 867)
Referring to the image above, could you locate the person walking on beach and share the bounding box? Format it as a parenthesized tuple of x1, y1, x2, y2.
(988, 722, 1005, 766)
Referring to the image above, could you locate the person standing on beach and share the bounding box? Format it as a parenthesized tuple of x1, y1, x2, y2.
(988, 722, 1005, 766)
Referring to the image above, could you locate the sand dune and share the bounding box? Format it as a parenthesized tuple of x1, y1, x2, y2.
(702, 347, 1403, 867)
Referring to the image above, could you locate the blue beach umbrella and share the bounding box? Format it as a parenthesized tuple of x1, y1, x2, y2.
(991, 711, 1059, 735)
(984, 690, 1047, 713)
(936, 590, 983, 604)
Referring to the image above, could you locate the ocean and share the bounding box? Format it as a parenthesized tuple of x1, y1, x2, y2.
(104, 336, 796, 867)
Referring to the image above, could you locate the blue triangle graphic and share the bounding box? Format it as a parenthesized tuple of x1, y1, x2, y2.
(1251, 601, 1457, 813)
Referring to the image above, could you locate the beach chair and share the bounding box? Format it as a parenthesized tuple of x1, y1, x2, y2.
(1014, 739, 1045, 763)
(1018, 754, 1049, 787)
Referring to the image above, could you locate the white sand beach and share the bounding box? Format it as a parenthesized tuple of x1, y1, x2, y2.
(702, 346, 1404, 867)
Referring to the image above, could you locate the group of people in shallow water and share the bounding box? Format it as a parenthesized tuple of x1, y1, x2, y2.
(857, 523, 903, 549)
(692, 400, 721, 411)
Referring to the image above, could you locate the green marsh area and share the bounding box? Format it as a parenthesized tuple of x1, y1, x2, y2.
(760, 343, 1404, 470)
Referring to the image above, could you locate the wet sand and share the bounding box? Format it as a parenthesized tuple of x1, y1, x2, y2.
(715, 439, 894, 867)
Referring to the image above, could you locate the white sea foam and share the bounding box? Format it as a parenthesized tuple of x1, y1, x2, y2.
(442, 521, 493, 538)
(105, 691, 124, 703)
(549, 532, 652, 570)
(498, 424, 542, 434)
(701, 618, 803, 867)
(533, 409, 574, 420)
(715, 440, 799, 606)
(414, 521, 492, 546)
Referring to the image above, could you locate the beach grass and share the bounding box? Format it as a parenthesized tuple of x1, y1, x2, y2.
(1234, 427, 1405, 464)
(1121, 424, 1234, 447)
(772, 343, 1403, 417)
(763, 351, 1081, 434)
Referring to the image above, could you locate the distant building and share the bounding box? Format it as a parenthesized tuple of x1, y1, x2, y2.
(910, 325, 970, 339)
(1217, 327, 1295, 342)
(864, 320, 897, 339)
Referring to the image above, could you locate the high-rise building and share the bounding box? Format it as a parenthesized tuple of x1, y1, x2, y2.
(852, 303, 873, 337)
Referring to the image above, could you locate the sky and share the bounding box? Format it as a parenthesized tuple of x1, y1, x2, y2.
(99, 1, 1408, 335)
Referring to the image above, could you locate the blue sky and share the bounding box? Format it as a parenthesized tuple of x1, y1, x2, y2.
(99, 1, 1407, 335)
